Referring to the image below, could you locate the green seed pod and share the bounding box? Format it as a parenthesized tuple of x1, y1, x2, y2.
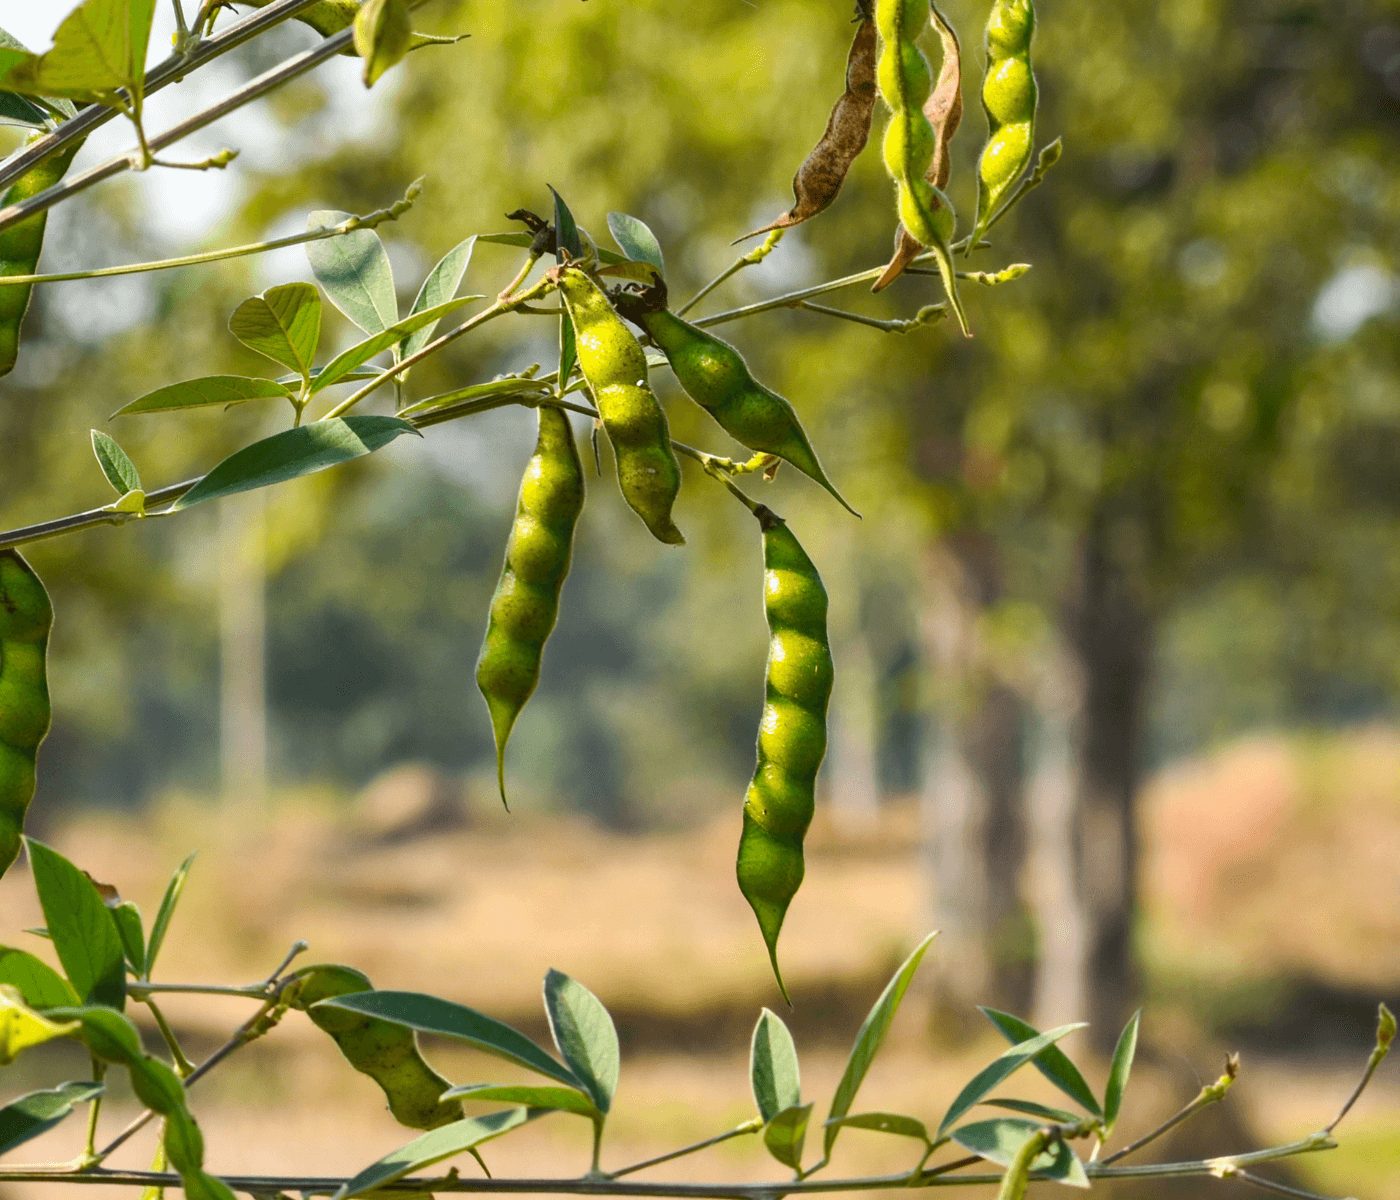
(284, 964, 463, 1130)
(476, 406, 585, 807)
(0, 551, 53, 881)
(617, 304, 858, 517)
(554, 266, 684, 545)
(974, 0, 1037, 242)
(0, 138, 84, 378)
(736, 510, 832, 1001)
(872, 0, 969, 334)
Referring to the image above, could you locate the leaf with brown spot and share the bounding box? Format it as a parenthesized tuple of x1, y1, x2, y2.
(873, 5, 963, 292)
(737, 14, 877, 242)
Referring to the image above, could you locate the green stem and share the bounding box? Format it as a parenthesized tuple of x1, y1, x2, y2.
(141, 998, 197, 1077)
(676, 230, 784, 318)
(607, 1122, 763, 1179)
(1103, 1056, 1239, 1165)
(80, 1061, 105, 1167)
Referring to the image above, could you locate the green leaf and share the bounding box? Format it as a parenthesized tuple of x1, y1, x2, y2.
(307, 212, 398, 335)
(113, 375, 295, 417)
(824, 933, 937, 1158)
(336, 1110, 537, 1200)
(106, 902, 144, 977)
(314, 991, 579, 1088)
(0, 987, 79, 1064)
(937, 1025, 1087, 1137)
(982, 1098, 1081, 1124)
(90, 430, 141, 496)
(0, 29, 52, 127)
(0, 946, 80, 1007)
(980, 1010, 1102, 1118)
(951, 1119, 1090, 1189)
(354, 0, 412, 87)
(145, 853, 194, 976)
(1103, 1010, 1141, 1134)
(823, 1112, 930, 1142)
(309, 297, 480, 394)
(750, 1008, 800, 1123)
(606, 212, 665, 273)
(0, 0, 156, 101)
(24, 839, 126, 1010)
(542, 970, 619, 1115)
(396, 376, 553, 419)
(108, 489, 145, 514)
(169, 416, 419, 512)
(402, 237, 476, 359)
(229, 283, 322, 379)
(0, 1081, 103, 1156)
(442, 1084, 598, 1119)
(762, 1102, 812, 1172)
(550, 186, 583, 261)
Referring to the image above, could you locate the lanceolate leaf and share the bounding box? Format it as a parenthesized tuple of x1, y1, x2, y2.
(229, 283, 322, 379)
(951, 1119, 1090, 1189)
(542, 970, 619, 1115)
(337, 1110, 538, 1200)
(315, 991, 579, 1088)
(113, 376, 295, 418)
(0, 1081, 103, 1156)
(169, 416, 419, 511)
(145, 853, 195, 975)
(980, 1010, 1102, 1118)
(1103, 1010, 1141, 1133)
(0, 946, 79, 1007)
(442, 1084, 598, 1119)
(89, 430, 141, 495)
(824, 1112, 930, 1142)
(310, 297, 480, 394)
(983, 1098, 1080, 1125)
(938, 1025, 1087, 1137)
(762, 1102, 812, 1172)
(403, 237, 476, 358)
(824, 933, 938, 1158)
(750, 1008, 800, 1123)
(396, 376, 553, 420)
(24, 839, 126, 1010)
(307, 212, 398, 335)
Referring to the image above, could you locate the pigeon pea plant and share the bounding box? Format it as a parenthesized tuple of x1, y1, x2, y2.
(0, 850, 1394, 1200)
(0, 3, 1393, 1198)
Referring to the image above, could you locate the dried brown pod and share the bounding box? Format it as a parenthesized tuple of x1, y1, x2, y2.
(736, 12, 877, 242)
(873, 4, 963, 292)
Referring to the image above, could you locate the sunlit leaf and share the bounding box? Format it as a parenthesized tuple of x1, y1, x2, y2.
(762, 1102, 812, 1172)
(310, 297, 480, 393)
(337, 1110, 537, 1200)
(0, 987, 79, 1065)
(353, 0, 412, 87)
(442, 1084, 598, 1119)
(750, 1008, 800, 1123)
(113, 375, 295, 418)
(0, 0, 156, 101)
(0, 946, 79, 1007)
(823, 1111, 930, 1142)
(307, 212, 397, 335)
(229, 283, 322, 379)
(145, 853, 195, 975)
(0, 1081, 103, 1156)
(938, 1025, 1087, 1136)
(90, 430, 140, 496)
(606, 212, 664, 273)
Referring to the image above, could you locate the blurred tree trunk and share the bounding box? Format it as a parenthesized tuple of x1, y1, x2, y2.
(1037, 505, 1154, 1047)
(918, 535, 1032, 1023)
(826, 623, 882, 830)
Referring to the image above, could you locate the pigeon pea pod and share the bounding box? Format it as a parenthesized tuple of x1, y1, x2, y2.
(476, 405, 585, 807)
(1, 138, 84, 377)
(872, 0, 969, 333)
(973, 0, 1037, 242)
(283, 964, 464, 1130)
(617, 304, 857, 517)
(554, 265, 684, 545)
(736, 509, 832, 1002)
(0, 551, 53, 881)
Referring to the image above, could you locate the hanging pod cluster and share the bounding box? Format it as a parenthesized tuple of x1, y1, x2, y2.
(974, 0, 1037, 244)
(0, 550, 53, 881)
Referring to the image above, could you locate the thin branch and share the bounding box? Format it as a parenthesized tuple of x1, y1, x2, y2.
(0, 190, 419, 287)
(676, 230, 784, 318)
(1225, 1169, 1355, 1200)
(1103, 1054, 1240, 1165)
(606, 1123, 762, 1180)
(1324, 1003, 1394, 1135)
(0, 0, 328, 196)
(0, 16, 381, 234)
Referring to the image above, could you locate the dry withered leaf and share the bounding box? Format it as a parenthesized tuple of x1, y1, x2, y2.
(737, 12, 877, 242)
(873, 5, 963, 292)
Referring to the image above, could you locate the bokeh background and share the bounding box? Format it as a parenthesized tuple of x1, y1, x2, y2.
(2, 0, 1398, 1196)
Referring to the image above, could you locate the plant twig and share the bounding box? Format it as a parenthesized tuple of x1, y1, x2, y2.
(1103, 1054, 1240, 1165)
(606, 1122, 763, 1180)
(677, 230, 784, 318)
(1324, 1003, 1394, 1135)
